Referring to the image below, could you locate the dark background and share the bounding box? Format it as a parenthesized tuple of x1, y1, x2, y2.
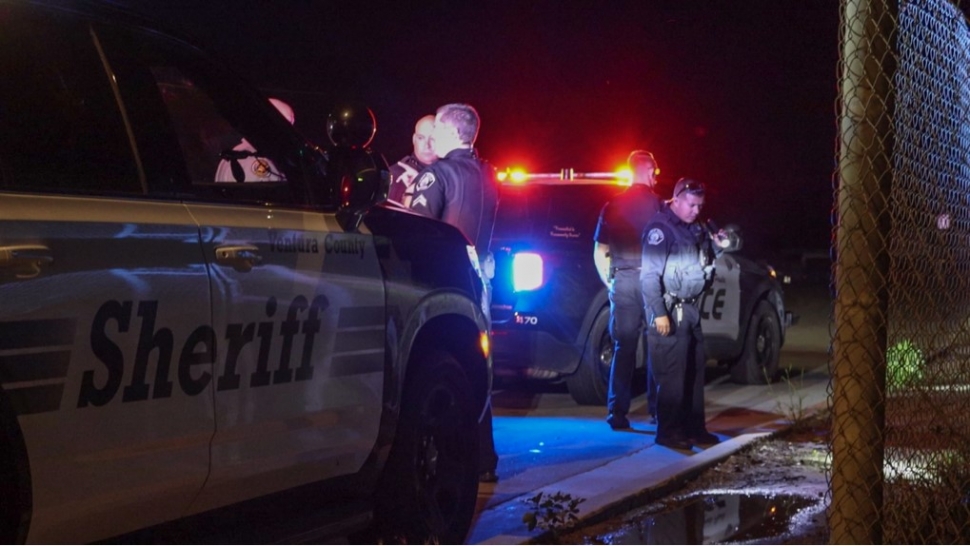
(127, 1, 840, 258)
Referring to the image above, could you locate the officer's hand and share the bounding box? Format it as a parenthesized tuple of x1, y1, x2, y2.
(714, 229, 731, 249)
(654, 315, 671, 336)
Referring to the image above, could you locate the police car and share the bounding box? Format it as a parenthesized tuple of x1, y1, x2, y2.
(0, 2, 489, 544)
(489, 169, 793, 405)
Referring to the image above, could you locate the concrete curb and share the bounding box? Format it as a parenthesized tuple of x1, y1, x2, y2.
(470, 432, 772, 544)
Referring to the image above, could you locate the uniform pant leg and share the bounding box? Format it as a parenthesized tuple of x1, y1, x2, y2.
(479, 403, 498, 473)
(645, 338, 658, 417)
(685, 305, 710, 435)
(649, 328, 689, 440)
(607, 270, 643, 419)
(478, 261, 499, 473)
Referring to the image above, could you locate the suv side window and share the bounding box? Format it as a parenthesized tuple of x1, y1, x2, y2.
(149, 65, 250, 184)
(95, 24, 309, 205)
(0, 9, 141, 194)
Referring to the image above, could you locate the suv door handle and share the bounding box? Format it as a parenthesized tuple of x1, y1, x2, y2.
(0, 245, 53, 279)
(214, 245, 263, 273)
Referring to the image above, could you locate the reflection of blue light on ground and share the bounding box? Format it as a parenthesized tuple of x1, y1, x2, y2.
(494, 416, 638, 475)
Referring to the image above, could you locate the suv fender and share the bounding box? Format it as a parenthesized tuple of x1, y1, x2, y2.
(357, 207, 491, 543)
(393, 292, 491, 418)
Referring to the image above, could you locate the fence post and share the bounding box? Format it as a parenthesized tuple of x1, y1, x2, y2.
(832, 0, 895, 543)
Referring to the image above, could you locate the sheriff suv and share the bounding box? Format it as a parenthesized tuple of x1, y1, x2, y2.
(489, 170, 793, 405)
(0, 2, 490, 544)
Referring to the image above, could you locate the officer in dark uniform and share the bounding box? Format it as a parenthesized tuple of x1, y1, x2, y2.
(410, 103, 501, 482)
(593, 150, 662, 430)
(641, 178, 729, 450)
(410, 105, 498, 257)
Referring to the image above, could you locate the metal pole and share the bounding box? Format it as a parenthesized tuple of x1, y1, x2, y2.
(831, 0, 895, 543)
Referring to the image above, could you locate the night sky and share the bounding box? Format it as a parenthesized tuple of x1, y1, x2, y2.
(130, 1, 840, 257)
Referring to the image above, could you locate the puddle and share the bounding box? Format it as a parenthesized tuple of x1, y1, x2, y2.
(575, 492, 822, 544)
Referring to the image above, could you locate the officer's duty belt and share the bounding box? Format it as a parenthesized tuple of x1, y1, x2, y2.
(668, 295, 698, 305)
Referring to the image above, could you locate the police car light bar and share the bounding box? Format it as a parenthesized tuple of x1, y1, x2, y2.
(497, 168, 632, 185)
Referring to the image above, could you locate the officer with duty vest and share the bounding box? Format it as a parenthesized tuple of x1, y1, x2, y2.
(410, 103, 501, 482)
(593, 150, 663, 430)
(641, 178, 729, 450)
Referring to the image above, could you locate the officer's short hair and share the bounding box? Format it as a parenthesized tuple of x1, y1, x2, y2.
(437, 103, 480, 145)
(626, 150, 660, 176)
(673, 177, 706, 199)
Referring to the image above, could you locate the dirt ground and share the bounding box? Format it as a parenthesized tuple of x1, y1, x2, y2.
(560, 413, 832, 545)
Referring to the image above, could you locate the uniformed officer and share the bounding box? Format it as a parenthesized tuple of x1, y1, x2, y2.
(593, 150, 663, 430)
(387, 114, 437, 207)
(641, 178, 729, 450)
(410, 102, 501, 482)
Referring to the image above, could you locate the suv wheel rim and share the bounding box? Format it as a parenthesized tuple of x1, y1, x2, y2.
(756, 319, 772, 364)
(599, 333, 614, 376)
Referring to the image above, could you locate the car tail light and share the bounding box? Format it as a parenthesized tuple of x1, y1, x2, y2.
(512, 252, 543, 291)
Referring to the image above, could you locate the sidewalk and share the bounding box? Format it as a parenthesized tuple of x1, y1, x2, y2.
(465, 284, 831, 544)
(465, 369, 829, 544)
(467, 424, 774, 544)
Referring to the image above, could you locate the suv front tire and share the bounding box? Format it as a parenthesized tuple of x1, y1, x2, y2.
(565, 308, 612, 405)
(373, 350, 479, 544)
(729, 300, 782, 384)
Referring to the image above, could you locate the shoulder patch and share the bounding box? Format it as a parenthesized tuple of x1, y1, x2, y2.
(646, 227, 665, 245)
(416, 172, 436, 191)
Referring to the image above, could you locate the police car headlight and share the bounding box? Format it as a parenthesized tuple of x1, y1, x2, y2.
(512, 252, 543, 291)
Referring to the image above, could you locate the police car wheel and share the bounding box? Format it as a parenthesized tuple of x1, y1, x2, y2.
(730, 300, 782, 384)
(372, 350, 479, 545)
(566, 307, 612, 406)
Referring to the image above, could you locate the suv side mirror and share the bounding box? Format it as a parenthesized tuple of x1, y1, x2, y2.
(324, 103, 390, 231)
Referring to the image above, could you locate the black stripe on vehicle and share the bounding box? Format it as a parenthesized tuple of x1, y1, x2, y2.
(5, 383, 64, 415)
(0, 319, 76, 350)
(0, 351, 70, 383)
(330, 353, 383, 377)
(334, 329, 384, 353)
(337, 306, 383, 328)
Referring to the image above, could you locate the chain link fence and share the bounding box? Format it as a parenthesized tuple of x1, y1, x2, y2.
(834, 0, 970, 542)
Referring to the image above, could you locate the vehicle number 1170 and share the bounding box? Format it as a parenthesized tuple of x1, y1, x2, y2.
(514, 314, 539, 326)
